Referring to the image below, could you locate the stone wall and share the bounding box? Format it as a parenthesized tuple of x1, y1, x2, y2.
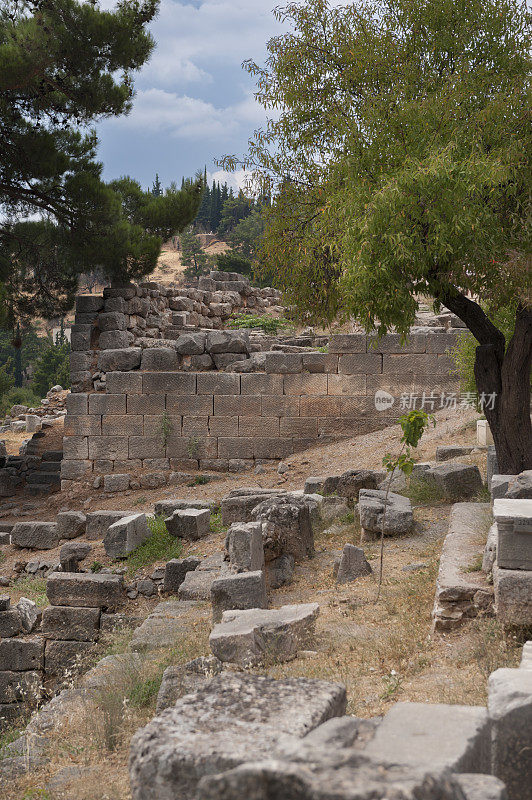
(63, 280, 461, 485)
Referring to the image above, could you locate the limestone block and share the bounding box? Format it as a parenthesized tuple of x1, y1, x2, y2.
(210, 603, 319, 666)
(140, 347, 180, 371)
(206, 330, 249, 354)
(163, 557, 201, 593)
(97, 311, 127, 331)
(97, 347, 141, 372)
(129, 672, 345, 800)
(0, 637, 43, 670)
(42, 606, 100, 641)
(46, 572, 123, 609)
(178, 569, 219, 601)
(0, 609, 22, 637)
(103, 473, 130, 493)
(17, 597, 38, 632)
(165, 509, 210, 541)
(477, 419, 494, 446)
(329, 334, 367, 353)
(44, 640, 93, 676)
(60, 459, 92, 480)
(267, 553, 295, 589)
(224, 522, 265, 573)
(105, 371, 143, 394)
(429, 463, 483, 499)
(99, 330, 132, 350)
(335, 544, 372, 583)
(304, 477, 325, 494)
(104, 513, 150, 558)
(129, 601, 198, 652)
(338, 353, 382, 374)
(491, 475, 513, 500)
(85, 510, 129, 540)
(59, 541, 92, 572)
(488, 667, 532, 800)
(240, 374, 283, 395)
(358, 490, 413, 535)
(62, 437, 89, 460)
(65, 393, 89, 415)
(211, 571, 267, 623)
(174, 333, 206, 354)
(76, 295, 104, 313)
(494, 498, 532, 570)
(435, 446, 474, 461)
(0, 670, 41, 703)
(156, 657, 224, 713)
(253, 495, 314, 562)
(197, 372, 240, 395)
(494, 565, 532, 626)
(506, 470, 532, 499)
(11, 521, 59, 550)
(56, 511, 86, 540)
(263, 352, 303, 373)
(88, 394, 127, 415)
(142, 372, 196, 394)
(154, 499, 213, 517)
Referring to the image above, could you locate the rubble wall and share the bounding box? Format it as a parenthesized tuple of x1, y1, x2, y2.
(62, 279, 461, 485)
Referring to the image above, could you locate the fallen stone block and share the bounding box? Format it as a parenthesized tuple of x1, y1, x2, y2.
(319, 495, 350, 523)
(494, 565, 532, 626)
(11, 521, 59, 550)
(433, 503, 493, 631)
(103, 473, 130, 493)
(103, 513, 150, 558)
(59, 541, 92, 572)
(85, 510, 129, 541)
(44, 640, 93, 676)
(494, 498, 532, 570)
(490, 474, 513, 500)
(178, 569, 218, 601)
(436, 445, 474, 461)
(154, 498, 214, 518)
(17, 597, 38, 632)
(46, 572, 123, 609)
(334, 544, 372, 584)
(505, 469, 532, 499)
(56, 511, 86, 540)
(267, 554, 295, 589)
(165, 508, 210, 540)
(209, 603, 319, 666)
(211, 571, 267, 623)
(129, 601, 198, 652)
(42, 606, 100, 641)
(129, 672, 346, 800)
(163, 557, 200, 594)
(303, 477, 325, 494)
(488, 667, 532, 800)
(429, 463, 483, 499)
(156, 656, 224, 713)
(0, 609, 22, 637)
(253, 495, 314, 562)
(224, 522, 265, 573)
(358, 489, 413, 536)
(0, 638, 43, 671)
(221, 489, 283, 526)
(363, 701, 490, 773)
(334, 469, 381, 500)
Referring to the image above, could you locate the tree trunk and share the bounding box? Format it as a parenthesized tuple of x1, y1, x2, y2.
(434, 287, 532, 475)
(475, 305, 532, 474)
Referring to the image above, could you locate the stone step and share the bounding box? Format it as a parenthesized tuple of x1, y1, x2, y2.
(26, 472, 61, 486)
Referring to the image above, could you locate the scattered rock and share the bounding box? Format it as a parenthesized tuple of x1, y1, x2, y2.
(59, 542, 92, 573)
(334, 544, 372, 584)
(358, 490, 414, 536)
(165, 508, 210, 540)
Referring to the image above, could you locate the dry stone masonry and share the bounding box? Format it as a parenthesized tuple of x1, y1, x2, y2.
(62, 278, 460, 485)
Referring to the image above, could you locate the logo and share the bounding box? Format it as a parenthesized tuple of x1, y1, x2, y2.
(374, 390, 395, 411)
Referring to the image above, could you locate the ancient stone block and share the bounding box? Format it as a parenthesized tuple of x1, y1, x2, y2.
(76, 295, 104, 314)
(86, 511, 128, 541)
(103, 473, 130, 493)
(435, 445, 474, 462)
(98, 311, 127, 331)
(42, 606, 100, 641)
(140, 347, 181, 371)
(178, 569, 218, 601)
(494, 499, 532, 570)
(225, 522, 265, 573)
(165, 509, 210, 541)
(88, 394, 127, 415)
(142, 372, 196, 394)
(241, 374, 283, 395)
(97, 348, 141, 372)
(488, 667, 532, 800)
(129, 435, 166, 460)
(156, 657, 224, 713)
(44, 640, 93, 676)
(338, 353, 382, 374)
(163, 557, 201, 593)
(166, 394, 213, 415)
(46, 572, 123, 609)
(283, 374, 327, 396)
(64, 415, 102, 436)
(506, 470, 532, 499)
(263, 352, 303, 374)
(0, 609, 22, 638)
(254, 438, 293, 460)
(261, 395, 300, 417)
(106, 371, 143, 394)
(0, 637, 43, 670)
(70, 324, 93, 351)
(62, 436, 89, 460)
(174, 332, 206, 355)
(0, 670, 41, 703)
(211, 571, 267, 623)
(127, 394, 166, 414)
(429, 463, 483, 499)
(60, 460, 92, 480)
(12, 521, 59, 550)
(218, 437, 254, 460)
(99, 330, 132, 350)
(206, 330, 249, 354)
(210, 603, 319, 667)
(239, 417, 280, 438)
(253, 495, 314, 562)
(197, 372, 240, 395)
(494, 565, 532, 626)
(300, 396, 342, 417)
(301, 352, 338, 373)
(335, 545, 372, 583)
(104, 513, 150, 557)
(329, 334, 366, 354)
(65, 393, 89, 415)
(358, 490, 413, 536)
(215, 395, 260, 417)
(326, 374, 366, 395)
(182, 416, 209, 436)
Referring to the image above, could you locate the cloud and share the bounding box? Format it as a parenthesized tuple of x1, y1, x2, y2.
(207, 168, 251, 193)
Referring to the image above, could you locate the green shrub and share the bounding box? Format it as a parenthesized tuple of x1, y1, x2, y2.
(126, 515, 183, 575)
(32, 338, 70, 397)
(229, 314, 291, 334)
(0, 385, 41, 416)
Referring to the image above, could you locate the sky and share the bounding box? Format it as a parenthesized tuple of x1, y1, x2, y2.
(96, 0, 286, 192)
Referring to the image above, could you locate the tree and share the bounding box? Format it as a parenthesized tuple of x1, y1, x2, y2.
(216, 251, 252, 277)
(32, 331, 70, 397)
(217, 192, 253, 236)
(228, 210, 265, 259)
(227, 0, 532, 474)
(152, 174, 163, 197)
(0, 0, 202, 326)
(180, 231, 211, 279)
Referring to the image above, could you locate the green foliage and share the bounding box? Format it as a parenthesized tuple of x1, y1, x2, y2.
(13, 576, 48, 607)
(31, 338, 70, 397)
(90, 561, 103, 573)
(0, 324, 49, 381)
(403, 478, 449, 506)
(181, 231, 212, 279)
(228, 210, 264, 259)
(187, 436, 200, 458)
(0, 1, 203, 323)
(210, 511, 227, 534)
(160, 411, 172, 447)
(216, 251, 253, 277)
(127, 676, 161, 708)
(0, 360, 14, 401)
(0, 386, 41, 417)
(126, 515, 183, 575)
(229, 314, 290, 334)
(226, 0, 530, 333)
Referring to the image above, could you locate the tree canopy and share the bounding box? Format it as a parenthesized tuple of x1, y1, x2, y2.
(0, 0, 202, 326)
(225, 0, 531, 472)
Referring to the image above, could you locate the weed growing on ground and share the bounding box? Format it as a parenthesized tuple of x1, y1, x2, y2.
(464, 554, 484, 573)
(403, 478, 448, 505)
(133, 496, 147, 506)
(473, 485, 492, 503)
(188, 475, 209, 486)
(229, 314, 291, 334)
(210, 511, 227, 534)
(11, 576, 48, 606)
(126, 515, 183, 576)
(90, 561, 103, 573)
(187, 436, 200, 458)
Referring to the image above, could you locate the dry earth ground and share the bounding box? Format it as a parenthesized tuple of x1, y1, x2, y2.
(1, 406, 526, 800)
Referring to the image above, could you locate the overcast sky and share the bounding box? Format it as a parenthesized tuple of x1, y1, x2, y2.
(96, 0, 285, 192)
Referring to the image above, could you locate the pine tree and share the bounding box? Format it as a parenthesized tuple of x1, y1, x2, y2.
(152, 174, 163, 197)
